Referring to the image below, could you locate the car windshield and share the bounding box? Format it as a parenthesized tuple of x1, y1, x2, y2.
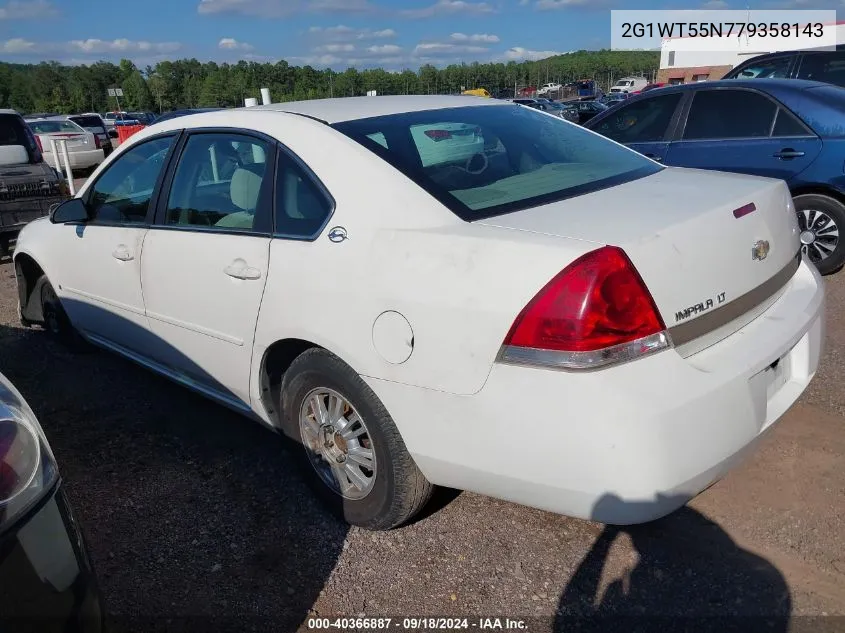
(333, 104, 661, 221)
(28, 120, 80, 134)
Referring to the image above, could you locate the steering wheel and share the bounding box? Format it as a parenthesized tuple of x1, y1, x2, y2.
(463, 152, 489, 176)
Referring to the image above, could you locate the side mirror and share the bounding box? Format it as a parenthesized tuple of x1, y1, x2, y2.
(50, 198, 90, 224)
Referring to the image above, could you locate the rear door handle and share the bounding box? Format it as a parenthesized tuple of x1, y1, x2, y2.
(224, 261, 262, 280)
(644, 153, 663, 162)
(112, 245, 133, 261)
(773, 149, 805, 159)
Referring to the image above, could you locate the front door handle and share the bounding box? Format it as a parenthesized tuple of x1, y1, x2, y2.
(773, 149, 805, 159)
(112, 245, 133, 261)
(644, 153, 663, 162)
(224, 260, 262, 280)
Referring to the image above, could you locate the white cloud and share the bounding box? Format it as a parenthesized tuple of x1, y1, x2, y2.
(0, 37, 35, 53)
(400, 0, 495, 18)
(287, 53, 343, 66)
(0, 0, 57, 19)
(308, 25, 397, 41)
(69, 38, 182, 54)
(366, 44, 403, 54)
(450, 32, 499, 43)
(218, 37, 254, 51)
(197, 0, 374, 16)
(413, 42, 490, 54)
(501, 46, 562, 61)
(535, 0, 608, 8)
(315, 43, 356, 52)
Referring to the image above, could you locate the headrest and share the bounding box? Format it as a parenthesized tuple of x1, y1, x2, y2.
(230, 164, 264, 211)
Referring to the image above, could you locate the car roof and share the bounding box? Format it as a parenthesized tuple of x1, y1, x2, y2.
(644, 78, 830, 93)
(250, 94, 506, 124)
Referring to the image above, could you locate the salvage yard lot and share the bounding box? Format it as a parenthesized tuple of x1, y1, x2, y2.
(0, 247, 844, 629)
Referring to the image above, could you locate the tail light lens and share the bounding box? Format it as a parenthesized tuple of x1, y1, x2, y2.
(0, 377, 59, 531)
(500, 246, 670, 370)
(93, 134, 101, 149)
(34, 135, 42, 154)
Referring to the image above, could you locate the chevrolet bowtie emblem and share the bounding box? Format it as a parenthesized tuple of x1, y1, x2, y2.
(752, 240, 770, 261)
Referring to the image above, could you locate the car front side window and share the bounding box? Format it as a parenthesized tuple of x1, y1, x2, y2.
(591, 92, 682, 144)
(87, 135, 175, 225)
(164, 133, 271, 232)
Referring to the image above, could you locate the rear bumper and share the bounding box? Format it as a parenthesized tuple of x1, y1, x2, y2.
(0, 484, 104, 632)
(366, 258, 825, 524)
(43, 149, 103, 170)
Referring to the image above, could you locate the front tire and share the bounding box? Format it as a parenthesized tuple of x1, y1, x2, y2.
(793, 193, 845, 275)
(38, 277, 90, 352)
(279, 348, 433, 530)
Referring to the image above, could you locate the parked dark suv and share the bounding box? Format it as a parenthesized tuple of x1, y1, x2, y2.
(0, 110, 68, 256)
(724, 44, 845, 88)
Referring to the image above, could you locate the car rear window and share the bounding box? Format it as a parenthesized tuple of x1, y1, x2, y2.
(70, 115, 104, 129)
(333, 105, 661, 221)
(29, 120, 80, 134)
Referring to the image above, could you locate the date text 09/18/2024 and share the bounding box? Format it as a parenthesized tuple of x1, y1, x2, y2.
(307, 617, 528, 630)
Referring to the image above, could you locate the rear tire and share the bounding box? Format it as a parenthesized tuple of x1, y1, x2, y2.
(793, 193, 845, 275)
(38, 277, 90, 352)
(279, 348, 434, 530)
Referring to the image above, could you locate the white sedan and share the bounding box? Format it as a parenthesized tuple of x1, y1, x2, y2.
(12, 96, 825, 530)
(26, 118, 104, 170)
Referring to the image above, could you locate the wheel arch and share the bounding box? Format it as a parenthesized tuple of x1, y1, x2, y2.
(13, 251, 48, 324)
(258, 337, 323, 432)
(790, 183, 845, 204)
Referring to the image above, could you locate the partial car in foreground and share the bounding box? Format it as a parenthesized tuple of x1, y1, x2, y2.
(585, 78, 845, 275)
(13, 96, 824, 530)
(0, 110, 67, 256)
(723, 44, 845, 88)
(25, 118, 104, 172)
(0, 371, 103, 630)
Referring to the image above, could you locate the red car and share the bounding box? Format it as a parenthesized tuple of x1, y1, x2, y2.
(631, 82, 666, 95)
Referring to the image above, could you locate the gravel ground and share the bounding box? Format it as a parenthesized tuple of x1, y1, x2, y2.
(0, 243, 843, 632)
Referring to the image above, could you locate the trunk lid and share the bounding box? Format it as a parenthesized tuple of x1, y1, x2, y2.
(477, 166, 800, 344)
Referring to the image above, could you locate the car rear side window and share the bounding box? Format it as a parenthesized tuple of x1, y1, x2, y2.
(590, 92, 682, 144)
(683, 90, 776, 140)
(333, 105, 661, 221)
(274, 151, 333, 238)
(796, 51, 845, 88)
(772, 108, 811, 137)
(165, 133, 271, 232)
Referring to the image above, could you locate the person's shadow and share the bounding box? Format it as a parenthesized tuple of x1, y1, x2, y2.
(556, 494, 792, 633)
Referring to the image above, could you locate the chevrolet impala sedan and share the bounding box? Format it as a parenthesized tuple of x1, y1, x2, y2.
(12, 96, 825, 530)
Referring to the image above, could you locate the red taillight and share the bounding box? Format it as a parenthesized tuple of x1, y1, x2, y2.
(93, 134, 101, 149)
(34, 135, 42, 153)
(424, 129, 452, 141)
(502, 246, 668, 368)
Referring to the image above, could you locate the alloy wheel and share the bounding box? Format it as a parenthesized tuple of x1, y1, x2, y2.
(797, 208, 839, 264)
(299, 388, 377, 499)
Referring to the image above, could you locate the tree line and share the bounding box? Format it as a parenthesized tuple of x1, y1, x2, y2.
(0, 50, 659, 115)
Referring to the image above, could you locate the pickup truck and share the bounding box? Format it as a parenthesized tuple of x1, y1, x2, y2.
(0, 110, 68, 256)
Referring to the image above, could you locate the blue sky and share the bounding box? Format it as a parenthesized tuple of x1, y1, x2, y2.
(0, 0, 840, 69)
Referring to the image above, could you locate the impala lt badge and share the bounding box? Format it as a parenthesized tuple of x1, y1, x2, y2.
(328, 226, 348, 243)
(752, 240, 770, 261)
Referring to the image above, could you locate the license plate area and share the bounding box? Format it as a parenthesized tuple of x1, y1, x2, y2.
(764, 357, 791, 401)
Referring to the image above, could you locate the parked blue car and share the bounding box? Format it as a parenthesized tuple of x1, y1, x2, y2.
(584, 78, 845, 275)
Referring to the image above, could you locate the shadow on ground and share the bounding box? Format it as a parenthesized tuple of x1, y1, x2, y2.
(0, 318, 347, 633)
(556, 494, 792, 633)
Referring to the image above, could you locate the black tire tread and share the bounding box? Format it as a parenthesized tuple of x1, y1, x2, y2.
(280, 348, 434, 530)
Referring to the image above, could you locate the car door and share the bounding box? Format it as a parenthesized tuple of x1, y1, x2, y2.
(586, 91, 684, 163)
(664, 88, 822, 182)
(140, 130, 275, 408)
(51, 133, 178, 354)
